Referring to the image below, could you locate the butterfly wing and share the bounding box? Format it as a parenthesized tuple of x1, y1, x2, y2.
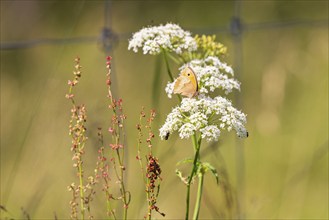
(173, 67, 198, 98)
(173, 76, 190, 94)
(179, 80, 197, 98)
(186, 67, 198, 95)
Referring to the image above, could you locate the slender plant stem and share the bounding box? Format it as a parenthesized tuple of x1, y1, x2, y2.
(76, 130, 86, 220)
(192, 134, 198, 152)
(193, 173, 204, 220)
(165, 52, 181, 64)
(162, 49, 183, 102)
(162, 50, 174, 82)
(147, 175, 152, 220)
(99, 147, 116, 219)
(116, 148, 128, 220)
(78, 159, 85, 220)
(185, 182, 191, 220)
(185, 134, 201, 220)
(137, 116, 147, 185)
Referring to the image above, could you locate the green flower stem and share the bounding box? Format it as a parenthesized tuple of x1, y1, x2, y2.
(165, 51, 181, 64)
(162, 49, 182, 102)
(185, 181, 191, 219)
(193, 173, 204, 220)
(192, 133, 198, 152)
(162, 50, 174, 82)
(185, 134, 202, 220)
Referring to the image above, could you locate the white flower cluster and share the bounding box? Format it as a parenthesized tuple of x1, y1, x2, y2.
(128, 23, 248, 141)
(128, 23, 197, 55)
(159, 97, 248, 141)
(165, 56, 241, 98)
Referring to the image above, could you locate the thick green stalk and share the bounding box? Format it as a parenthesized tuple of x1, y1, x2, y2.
(185, 183, 191, 220)
(193, 172, 204, 220)
(185, 134, 201, 220)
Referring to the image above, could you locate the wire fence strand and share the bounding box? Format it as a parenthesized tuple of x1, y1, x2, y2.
(1, 20, 327, 50)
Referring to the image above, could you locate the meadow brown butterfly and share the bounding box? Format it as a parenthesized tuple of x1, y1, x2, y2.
(173, 67, 198, 98)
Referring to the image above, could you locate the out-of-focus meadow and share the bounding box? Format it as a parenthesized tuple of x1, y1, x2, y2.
(1, 1, 328, 219)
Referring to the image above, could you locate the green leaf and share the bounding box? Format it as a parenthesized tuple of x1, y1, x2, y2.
(201, 162, 219, 185)
(176, 158, 193, 166)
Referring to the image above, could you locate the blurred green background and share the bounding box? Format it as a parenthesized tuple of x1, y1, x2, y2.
(1, 0, 328, 219)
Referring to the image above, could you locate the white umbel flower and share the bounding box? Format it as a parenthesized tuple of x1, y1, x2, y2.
(128, 23, 248, 143)
(159, 107, 182, 138)
(128, 23, 197, 55)
(188, 56, 240, 95)
(165, 82, 175, 98)
(179, 123, 196, 139)
(165, 56, 241, 98)
(159, 97, 247, 141)
(200, 125, 221, 142)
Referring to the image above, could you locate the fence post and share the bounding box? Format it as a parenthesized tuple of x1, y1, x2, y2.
(231, 1, 245, 219)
